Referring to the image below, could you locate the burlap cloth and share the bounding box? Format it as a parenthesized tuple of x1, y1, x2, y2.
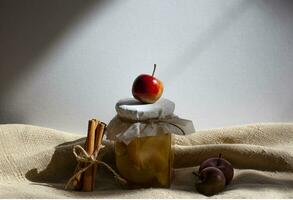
(1, 123, 293, 198)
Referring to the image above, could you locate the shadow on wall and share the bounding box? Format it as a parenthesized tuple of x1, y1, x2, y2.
(260, 0, 293, 14)
(164, 0, 293, 79)
(0, 0, 111, 123)
(163, 0, 253, 79)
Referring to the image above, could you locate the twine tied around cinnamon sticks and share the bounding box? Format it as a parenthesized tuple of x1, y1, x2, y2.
(65, 119, 127, 192)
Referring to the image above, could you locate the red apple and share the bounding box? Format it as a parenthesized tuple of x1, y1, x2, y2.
(195, 167, 226, 196)
(132, 64, 164, 104)
(199, 154, 234, 185)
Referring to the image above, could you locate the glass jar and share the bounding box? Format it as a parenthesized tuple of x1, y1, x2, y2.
(107, 98, 194, 188)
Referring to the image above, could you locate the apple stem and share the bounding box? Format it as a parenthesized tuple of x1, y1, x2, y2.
(152, 64, 157, 76)
(217, 153, 222, 166)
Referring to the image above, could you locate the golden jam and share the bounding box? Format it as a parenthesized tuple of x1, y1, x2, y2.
(115, 133, 173, 187)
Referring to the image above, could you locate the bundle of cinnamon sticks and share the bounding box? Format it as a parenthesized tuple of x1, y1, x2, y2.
(73, 119, 106, 192)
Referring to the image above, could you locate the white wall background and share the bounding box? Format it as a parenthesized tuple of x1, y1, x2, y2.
(1, 0, 293, 134)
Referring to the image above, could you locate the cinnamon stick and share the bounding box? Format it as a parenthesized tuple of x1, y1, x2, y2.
(82, 119, 97, 192)
(92, 122, 106, 189)
(72, 120, 99, 190)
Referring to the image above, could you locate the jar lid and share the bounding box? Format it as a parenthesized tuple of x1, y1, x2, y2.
(107, 97, 195, 144)
(115, 98, 175, 120)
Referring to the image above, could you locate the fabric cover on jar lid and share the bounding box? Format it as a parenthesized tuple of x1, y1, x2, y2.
(106, 98, 195, 144)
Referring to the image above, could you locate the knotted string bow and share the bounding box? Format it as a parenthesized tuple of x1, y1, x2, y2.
(65, 144, 127, 190)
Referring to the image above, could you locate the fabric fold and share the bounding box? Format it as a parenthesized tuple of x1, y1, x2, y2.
(1, 123, 293, 198)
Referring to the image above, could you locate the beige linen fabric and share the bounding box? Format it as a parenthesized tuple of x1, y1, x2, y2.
(0, 123, 293, 198)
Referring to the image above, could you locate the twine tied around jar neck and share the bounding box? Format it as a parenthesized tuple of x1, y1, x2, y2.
(64, 144, 127, 190)
(118, 116, 186, 135)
